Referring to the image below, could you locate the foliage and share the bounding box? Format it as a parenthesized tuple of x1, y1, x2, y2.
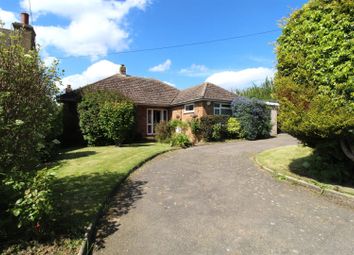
(0, 30, 61, 174)
(198, 115, 229, 141)
(212, 123, 223, 141)
(227, 117, 241, 138)
(189, 118, 201, 136)
(232, 97, 271, 140)
(155, 121, 173, 143)
(8, 169, 56, 233)
(0, 30, 61, 239)
(170, 133, 191, 148)
(275, 0, 354, 160)
(235, 77, 275, 101)
(99, 101, 135, 146)
(77, 89, 132, 146)
(169, 119, 188, 131)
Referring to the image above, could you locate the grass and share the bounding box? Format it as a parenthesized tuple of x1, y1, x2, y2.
(2, 142, 171, 255)
(256, 145, 354, 196)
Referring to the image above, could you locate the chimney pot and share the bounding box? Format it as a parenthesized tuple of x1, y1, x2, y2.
(21, 12, 30, 25)
(119, 64, 127, 76)
(65, 85, 72, 93)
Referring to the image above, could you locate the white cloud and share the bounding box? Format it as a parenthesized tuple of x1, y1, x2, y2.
(149, 59, 172, 72)
(179, 64, 210, 77)
(43, 56, 58, 67)
(163, 81, 176, 87)
(62, 60, 120, 89)
(20, 0, 149, 58)
(206, 67, 275, 90)
(0, 8, 17, 28)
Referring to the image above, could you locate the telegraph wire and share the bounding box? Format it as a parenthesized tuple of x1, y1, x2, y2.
(57, 28, 280, 60)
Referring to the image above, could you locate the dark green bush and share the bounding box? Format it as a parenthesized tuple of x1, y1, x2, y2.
(232, 97, 271, 140)
(275, 0, 354, 162)
(99, 101, 135, 146)
(155, 121, 173, 143)
(78, 89, 132, 146)
(199, 115, 229, 141)
(170, 133, 191, 148)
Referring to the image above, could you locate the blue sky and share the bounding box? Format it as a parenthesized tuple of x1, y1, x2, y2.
(0, 0, 307, 90)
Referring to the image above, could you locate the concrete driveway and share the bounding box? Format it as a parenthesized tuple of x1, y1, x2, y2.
(94, 134, 354, 255)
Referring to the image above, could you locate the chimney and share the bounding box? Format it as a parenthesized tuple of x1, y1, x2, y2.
(65, 85, 73, 93)
(119, 64, 127, 76)
(12, 12, 36, 50)
(20, 12, 29, 25)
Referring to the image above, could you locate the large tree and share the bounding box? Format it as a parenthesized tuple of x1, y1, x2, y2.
(275, 0, 354, 161)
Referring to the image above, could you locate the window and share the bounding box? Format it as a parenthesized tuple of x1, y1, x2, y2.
(184, 103, 194, 113)
(214, 102, 232, 115)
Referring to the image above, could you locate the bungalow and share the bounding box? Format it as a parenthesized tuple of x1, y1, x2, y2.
(58, 65, 237, 144)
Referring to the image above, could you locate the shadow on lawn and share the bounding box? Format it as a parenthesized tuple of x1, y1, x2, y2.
(52, 172, 146, 240)
(58, 150, 97, 160)
(94, 179, 147, 250)
(289, 154, 354, 189)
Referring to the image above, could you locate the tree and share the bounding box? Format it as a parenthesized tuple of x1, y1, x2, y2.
(275, 0, 354, 161)
(0, 29, 61, 174)
(235, 77, 275, 101)
(0, 28, 62, 237)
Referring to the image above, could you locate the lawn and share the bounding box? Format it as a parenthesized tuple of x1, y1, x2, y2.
(3, 143, 171, 255)
(256, 145, 354, 196)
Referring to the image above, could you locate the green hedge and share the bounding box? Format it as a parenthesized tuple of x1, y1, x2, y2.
(77, 89, 135, 146)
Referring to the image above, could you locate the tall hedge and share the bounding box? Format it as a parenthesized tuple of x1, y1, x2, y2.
(275, 0, 354, 160)
(78, 89, 135, 146)
(232, 97, 271, 140)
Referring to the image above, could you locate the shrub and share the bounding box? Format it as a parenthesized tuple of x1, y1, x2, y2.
(77, 90, 131, 146)
(275, 0, 354, 161)
(227, 117, 241, 138)
(232, 97, 271, 140)
(199, 115, 228, 141)
(155, 121, 173, 143)
(212, 123, 223, 141)
(2, 168, 56, 239)
(189, 118, 201, 136)
(99, 101, 135, 146)
(170, 133, 191, 148)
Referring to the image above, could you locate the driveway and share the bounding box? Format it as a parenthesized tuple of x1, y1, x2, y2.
(95, 134, 354, 255)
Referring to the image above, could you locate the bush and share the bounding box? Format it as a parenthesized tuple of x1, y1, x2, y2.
(78, 90, 133, 146)
(2, 169, 56, 239)
(155, 121, 173, 143)
(275, 0, 354, 162)
(199, 115, 228, 141)
(170, 133, 191, 148)
(227, 117, 241, 138)
(99, 101, 135, 146)
(232, 97, 271, 140)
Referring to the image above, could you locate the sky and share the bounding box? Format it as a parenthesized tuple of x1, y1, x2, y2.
(0, 0, 308, 91)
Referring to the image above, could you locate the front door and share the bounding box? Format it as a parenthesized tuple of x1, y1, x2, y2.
(147, 109, 168, 135)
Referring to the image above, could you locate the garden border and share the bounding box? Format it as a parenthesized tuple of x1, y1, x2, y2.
(77, 148, 176, 255)
(254, 156, 354, 208)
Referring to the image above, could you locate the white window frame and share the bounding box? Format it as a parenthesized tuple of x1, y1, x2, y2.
(147, 108, 168, 135)
(214, 102, 231, 115)
(184, 103, 195, 114)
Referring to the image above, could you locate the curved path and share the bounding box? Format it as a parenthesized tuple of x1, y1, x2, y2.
(95, 134, 354, 255)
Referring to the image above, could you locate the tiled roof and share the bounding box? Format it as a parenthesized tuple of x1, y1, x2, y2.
(64, 76, 236, 106)
(171, 82, 236, 105)
(84, 74, 180, 106)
